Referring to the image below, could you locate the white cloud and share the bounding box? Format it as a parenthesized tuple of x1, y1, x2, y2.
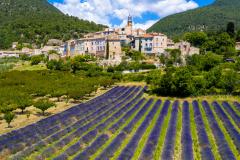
(134, 20, 159, 30)
(53, 0, 199, 29)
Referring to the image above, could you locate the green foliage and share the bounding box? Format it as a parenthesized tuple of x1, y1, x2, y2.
(0, 70, 116, 113)
(70, 56, 99, 74)
(148, 53, 240, 97)
(113, 61, 156, 72)
(183, 32, 208, 47)
(219, 69, 239, 94)
(145, 70, 162, 85)
(183, 31, 236, 57)
(186, 52, 223, 71)
(0, 57, 18, 72)
(0, 0, 106, 49)
(160, 49, 182, 66)
(235, 57, 240, 71)
(34, 99, 55, 115)
(48, 50, 59, 55)
(0, 64, 14, 73)
(148, 0, 240, 36)
(3, 112, 15, 128)
(72, 55, 96, 63)
(47, 60, 64, 71)
(236, 30, 240, 41)
(123, 72, 146, 82)
(107, 66, 115, 73)
(30, 55, 44, 65)
(20, 54, 31, 61)
(16, 96, 32, 113)
(125, 50, 145, 61)
(106, 40, 109, 59)
(226, 22, 235, 37)
(153, 67, 193, 97)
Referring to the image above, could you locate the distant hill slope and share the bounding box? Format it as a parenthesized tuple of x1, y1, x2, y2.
(147, 0, 240, 37)
(0, 0, 106, 49)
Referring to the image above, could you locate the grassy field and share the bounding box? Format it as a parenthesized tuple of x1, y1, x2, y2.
(13, 61, 47, 71)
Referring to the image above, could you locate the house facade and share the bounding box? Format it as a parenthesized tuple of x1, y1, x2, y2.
(63, 15, 199, 62)
(134, 33, 168, 55)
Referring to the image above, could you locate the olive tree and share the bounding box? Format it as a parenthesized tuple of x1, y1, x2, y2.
(4, 112, 15, 128)
(16, 97, 33, 113)
(34, 99, 56, 116)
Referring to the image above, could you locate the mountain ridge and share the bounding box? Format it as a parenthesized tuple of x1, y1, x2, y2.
(147, 0, 240, 36)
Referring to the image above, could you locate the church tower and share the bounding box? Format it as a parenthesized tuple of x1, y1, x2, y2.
(125, 15, 133, 36)
(127, 15, 133, 27)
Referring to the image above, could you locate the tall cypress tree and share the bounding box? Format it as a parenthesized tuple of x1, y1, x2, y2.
(139, 38, 142, 52)
(227, 22, 235, 37)
(106, 39, 109, 59)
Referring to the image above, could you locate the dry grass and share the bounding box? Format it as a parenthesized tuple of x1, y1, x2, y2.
(144, 94, 240, 104)
(116, 81, 146, 87)
(0, 102, 73, 135)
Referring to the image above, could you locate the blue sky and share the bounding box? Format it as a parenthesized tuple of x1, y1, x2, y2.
(49, 0, 215, 29)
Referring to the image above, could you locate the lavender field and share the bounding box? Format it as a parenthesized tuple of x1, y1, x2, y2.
(0, 86, 239, 160)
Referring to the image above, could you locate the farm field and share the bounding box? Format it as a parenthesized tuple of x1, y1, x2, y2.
(0, 86, 240, 160)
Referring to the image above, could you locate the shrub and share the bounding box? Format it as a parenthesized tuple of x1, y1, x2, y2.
(31, 55, 44, 65)
(47, 60, 63, 70)
(107, 66, 115, 73)
(20, 54, 31, 61)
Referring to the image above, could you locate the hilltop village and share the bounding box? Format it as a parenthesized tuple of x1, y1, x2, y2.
(1, 16, 200, 66)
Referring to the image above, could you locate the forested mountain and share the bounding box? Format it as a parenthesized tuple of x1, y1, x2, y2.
(0, 0, 106, 49)
(148, 0, 240, 37)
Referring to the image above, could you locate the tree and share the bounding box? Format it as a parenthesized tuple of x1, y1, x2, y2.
(219, 69, 239, 94)
(126, 50, 144, 61)
(139, 37, 142, 52)
(31, 55, 44, 65)
(184, 32, 208, 47)
(20, 54, 31, 61)
(236, 30, 240, 42)
(47, 60, 63, 70)
(107, 66, 115, 73)
(159, 54, 166, 65)
(16, 97, 32, 113)
(51, 89, 66, 102)
(106, 39, 109, 59)
(48, 50, 59, 55)
(235, 57, 240, 71)
(169, 49, 182, 65)
(187, 52, 222, 71)
(34, 99, 55, 116)
(226, 22, 235, 37)
(4, 112, 15, 128)
(164, 49, 182, 66)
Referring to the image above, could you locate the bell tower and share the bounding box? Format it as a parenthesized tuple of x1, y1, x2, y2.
(127, 15, 133, 27)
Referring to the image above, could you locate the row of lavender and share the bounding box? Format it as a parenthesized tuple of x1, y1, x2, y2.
(1, 86, 145, 159)
(1, 86, 240, 160)
(61, 99, 239, 160)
